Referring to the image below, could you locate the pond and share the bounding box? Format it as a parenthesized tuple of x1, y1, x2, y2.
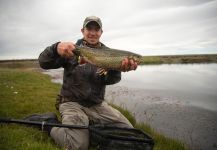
(107, 63, 217, 111)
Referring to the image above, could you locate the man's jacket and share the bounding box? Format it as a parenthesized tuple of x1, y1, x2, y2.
(38, 39, 121, 106)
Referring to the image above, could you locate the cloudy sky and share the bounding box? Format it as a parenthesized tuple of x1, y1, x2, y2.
(0, 0, 217, 59)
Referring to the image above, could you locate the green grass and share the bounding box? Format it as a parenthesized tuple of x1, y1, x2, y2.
(0, 68, 62, 150)
(0, 60, 39, 69)
(0, 68, 189, 150)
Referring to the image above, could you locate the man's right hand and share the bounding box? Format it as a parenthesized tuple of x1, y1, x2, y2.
(57, 42, 75, 58)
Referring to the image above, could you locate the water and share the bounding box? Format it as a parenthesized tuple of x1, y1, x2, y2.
(109, 63, 217, 111)
(43, 63, 217, 150)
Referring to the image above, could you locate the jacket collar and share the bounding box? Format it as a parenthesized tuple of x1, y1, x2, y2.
(76, 39, 104, 48)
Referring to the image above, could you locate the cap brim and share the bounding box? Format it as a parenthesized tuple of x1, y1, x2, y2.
(83, 20, 101, 28)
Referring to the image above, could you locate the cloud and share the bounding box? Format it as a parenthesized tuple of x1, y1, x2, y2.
(0, 0, 217, 59)
(133, 0, 215, 9)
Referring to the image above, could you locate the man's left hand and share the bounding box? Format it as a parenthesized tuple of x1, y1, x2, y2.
(121, 57, 138, 72)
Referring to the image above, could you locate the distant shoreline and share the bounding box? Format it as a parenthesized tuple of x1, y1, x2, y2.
(1, 54, 217, 66)
(140, 54, 217, 64)
(0, 59, 37, 62)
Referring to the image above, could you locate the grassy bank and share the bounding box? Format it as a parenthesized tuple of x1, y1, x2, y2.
(0, 69, 61, 150)
(0, 59, 39, 69)
(140, 54, 217, 65)
(0, 68, 188, 150)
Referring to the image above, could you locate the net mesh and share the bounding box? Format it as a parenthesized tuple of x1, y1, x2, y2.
(89, 125, 154, 150)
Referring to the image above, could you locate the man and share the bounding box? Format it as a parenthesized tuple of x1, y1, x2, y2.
(38, 16, 137, 150)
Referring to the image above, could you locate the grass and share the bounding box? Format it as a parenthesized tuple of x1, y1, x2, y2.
(0, 59, 39, 69)
(0, 68, 189, 150)
(0, 68, 61, 150)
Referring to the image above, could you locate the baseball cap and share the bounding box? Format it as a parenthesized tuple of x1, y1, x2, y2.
(83, 16, 102, 29)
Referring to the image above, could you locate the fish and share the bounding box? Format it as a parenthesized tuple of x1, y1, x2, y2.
(74, 45, 142, 71)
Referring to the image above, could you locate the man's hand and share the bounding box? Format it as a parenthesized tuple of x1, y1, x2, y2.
(96, 68, 107, 76)
(57, 42, 75, 58)
(121, 57, 138, 72)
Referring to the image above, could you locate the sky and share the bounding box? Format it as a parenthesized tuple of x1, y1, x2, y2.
(0, 0, 217, 60)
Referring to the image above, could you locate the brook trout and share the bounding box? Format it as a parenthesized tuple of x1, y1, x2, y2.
(74, 45, 217, 71)
(74, 45, 142, 70)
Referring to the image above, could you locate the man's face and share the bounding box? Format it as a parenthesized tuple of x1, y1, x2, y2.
(81, 21, 103, 45)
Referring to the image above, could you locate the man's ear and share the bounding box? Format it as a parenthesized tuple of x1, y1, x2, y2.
(81, 28, 84, 34)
